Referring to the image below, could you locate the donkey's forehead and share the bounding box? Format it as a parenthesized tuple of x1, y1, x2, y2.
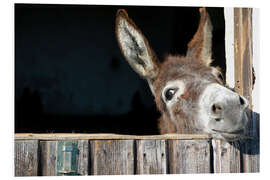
(154, 56, 213, 89)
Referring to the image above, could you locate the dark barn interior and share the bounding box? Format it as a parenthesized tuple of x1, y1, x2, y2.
(15, 4, 225, 135)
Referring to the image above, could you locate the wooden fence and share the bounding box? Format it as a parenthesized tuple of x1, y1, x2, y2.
(14, 133, 259, 176)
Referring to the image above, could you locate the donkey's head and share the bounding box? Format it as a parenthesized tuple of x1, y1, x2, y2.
(115, 8, 249, 140)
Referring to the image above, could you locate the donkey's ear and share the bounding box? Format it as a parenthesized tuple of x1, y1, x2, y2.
(115, 9, 159, 81)
(186, 7, 213, 66)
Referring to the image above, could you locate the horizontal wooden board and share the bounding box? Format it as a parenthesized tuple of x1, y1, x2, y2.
(15, 133, 211, 140)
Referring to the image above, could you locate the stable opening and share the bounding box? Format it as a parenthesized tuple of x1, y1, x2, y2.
(15, 4, 226, 135)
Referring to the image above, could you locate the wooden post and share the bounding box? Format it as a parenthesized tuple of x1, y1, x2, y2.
(234, 8, 259, 173)
(234, 8, 253, 106)
(224, 8, 235, 88)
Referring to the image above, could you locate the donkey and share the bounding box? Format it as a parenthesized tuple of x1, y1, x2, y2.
(115, 8, 249, 140)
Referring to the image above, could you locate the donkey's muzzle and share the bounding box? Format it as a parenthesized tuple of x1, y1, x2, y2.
(199, 83, 249, 140)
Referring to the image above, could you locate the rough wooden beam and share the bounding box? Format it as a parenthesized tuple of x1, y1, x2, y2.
(224, 7, 235, 87)
(234, 8, 254, 104)
(234, 7, 259, 173)
(14, 133, 211, 140)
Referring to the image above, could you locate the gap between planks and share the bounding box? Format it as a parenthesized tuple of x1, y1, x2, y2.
(14, 133, 211, 140)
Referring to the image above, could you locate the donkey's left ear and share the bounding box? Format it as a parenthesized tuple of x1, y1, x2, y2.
(115, 9, 159, 82)
(186, 7, 213, 66)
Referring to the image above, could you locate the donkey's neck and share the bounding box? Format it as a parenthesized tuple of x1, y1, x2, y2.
(159, 113, 199, 134)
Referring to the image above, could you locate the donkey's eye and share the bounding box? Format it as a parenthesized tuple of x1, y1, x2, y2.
(165, 88, 177, 101)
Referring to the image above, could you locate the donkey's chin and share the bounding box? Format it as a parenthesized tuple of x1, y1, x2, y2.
(210, 129, 246, 141)
(210, 113, 248, 141)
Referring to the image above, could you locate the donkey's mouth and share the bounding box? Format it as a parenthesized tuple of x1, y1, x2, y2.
(212, 129, 244, 138)
(212, 129, 244, 135)
(211, 128, 246, 141)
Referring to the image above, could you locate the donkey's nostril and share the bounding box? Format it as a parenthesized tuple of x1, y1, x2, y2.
(239, 95, 245, 105)
(211, 104, 222, 114)
(215, 118, 222, 122)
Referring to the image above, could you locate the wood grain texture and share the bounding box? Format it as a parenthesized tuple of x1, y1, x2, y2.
(241, 138, 259, 173)
(14, 140, 39, 176)
(136, 140, 167, 174)
(234, 8, 259, 173)
(90, 140, 134, 175)
(212, 139, 241, 173)
(234, 8, 254, 137)
(39, 140, 89, 176)
(224, 8, 235, 87)
(241, 110, 260, 173)
(40, 141, 57, 176)
(77, 140, 89, 175)
(168, 140, 211, 174)
(234, 8, 254, 101)
(14, 133, 210, 140)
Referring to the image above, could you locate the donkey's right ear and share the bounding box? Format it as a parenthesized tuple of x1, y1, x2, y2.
(115, 9, 159, 81)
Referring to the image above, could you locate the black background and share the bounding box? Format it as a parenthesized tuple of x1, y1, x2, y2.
(15, 4, 225, 135)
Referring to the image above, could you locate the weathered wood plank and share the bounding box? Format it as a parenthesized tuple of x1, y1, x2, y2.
(168, 140, 211, 174)
(240, 111, 259, 173)
(224, 7, 235, 87)
(234, 8, 259, 173)
(240, 138, 260, 173)
(234, 7, 254, 136)
(90, 140, 134, 175)
(212, 139, 241, 173)
(39, 140, 89, 176)
(40, 141, 57, 176)
(136, 140, 167, 174)
(234, 8, 254, 102)
(14, 140, 39, 176)
(14, 133, 211, 140)
(77, 140, 89, 175)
